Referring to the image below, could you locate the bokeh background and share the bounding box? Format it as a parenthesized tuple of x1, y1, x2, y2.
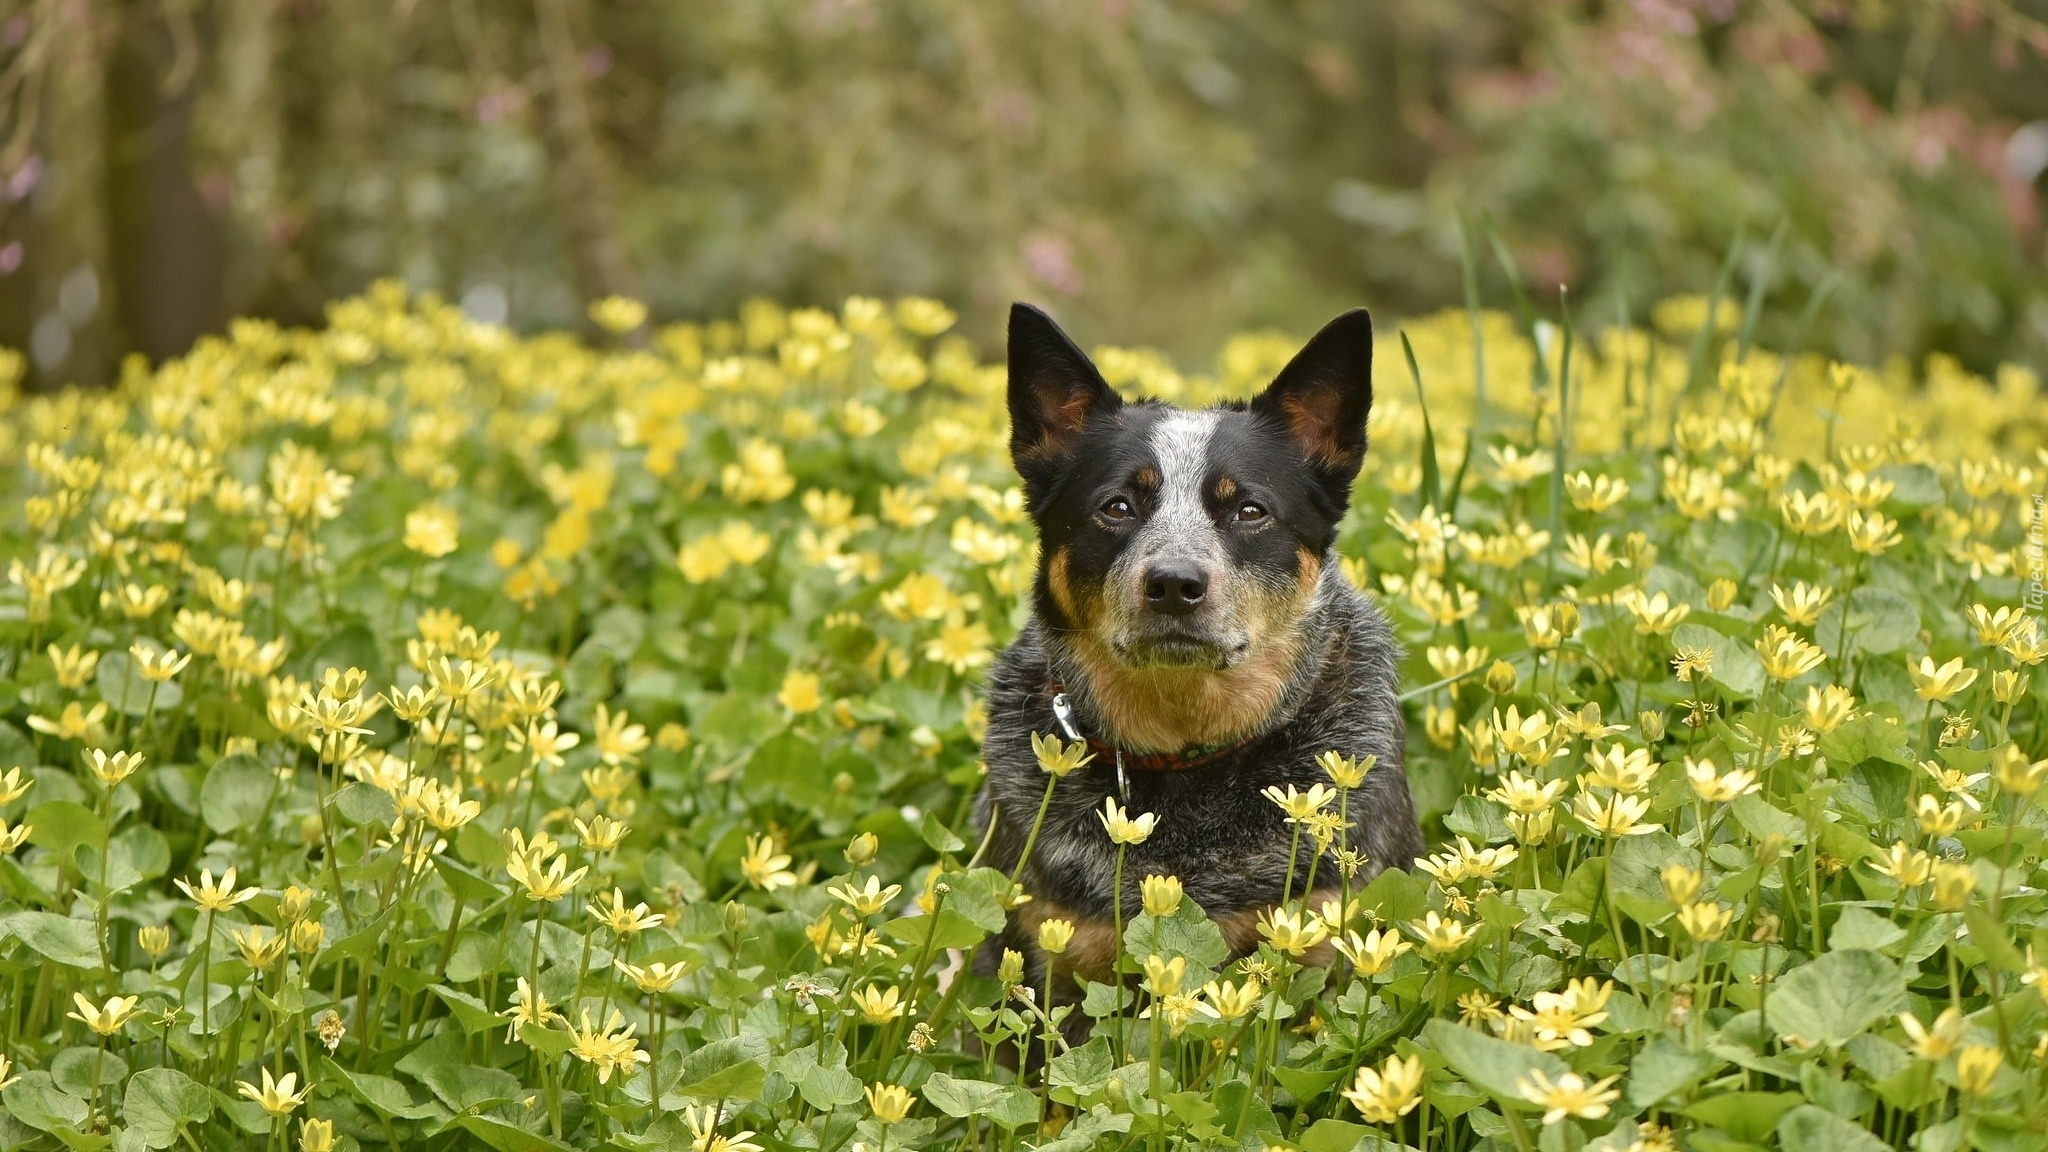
(2, 0, 2045, 389)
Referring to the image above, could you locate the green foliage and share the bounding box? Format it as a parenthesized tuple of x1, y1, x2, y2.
(0, 284, 2041, 1152)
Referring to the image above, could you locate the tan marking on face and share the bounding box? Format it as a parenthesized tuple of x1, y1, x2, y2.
(1134, 467, 1161, 492)
(1072, 549, 1324, 751)
(1017, 899, 1118, 986)
(1048, 546, 1079, 621)
(1214, 476, 1238, 501)
(1214, 885, 1342, 966)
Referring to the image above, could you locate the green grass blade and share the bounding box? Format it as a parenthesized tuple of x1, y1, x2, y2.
(1448, 216, 1488, 518)
(1735, 219, 1790, 364)
(1401, 330, 1444, 514)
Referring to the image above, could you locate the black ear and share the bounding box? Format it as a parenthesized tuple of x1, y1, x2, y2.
(1250, 308, 1373, 480)
(1007, 303, 1122, 471)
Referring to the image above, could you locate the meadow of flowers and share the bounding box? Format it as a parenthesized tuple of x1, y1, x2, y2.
(0, 282, 2043, 1152)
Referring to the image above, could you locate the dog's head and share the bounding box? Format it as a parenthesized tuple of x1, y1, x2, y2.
(1007, 303, 1373, 680)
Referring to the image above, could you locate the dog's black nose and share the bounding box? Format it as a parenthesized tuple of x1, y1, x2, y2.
(1143, 563, 1208, 615)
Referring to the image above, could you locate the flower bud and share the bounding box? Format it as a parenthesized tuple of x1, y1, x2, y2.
(291, 919, 325, 956)
(1485, 660, 1518, 695)
(997, 948, 1025, 985)
(138, 925, 173, 958)
(1140, 874, 1184, 917)
(1707, 578, 1738, 612)
(1638, 709, 1666, 743)
(278, 885, 313, 924)
(1660, 863, 1702, 906)
(723, 900, 750, 934)
(844, 831, 879, 866)
(1037, 918, 1075, 955)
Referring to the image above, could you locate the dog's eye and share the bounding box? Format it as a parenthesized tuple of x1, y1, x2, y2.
(1234, 502, 1268, 522)
(1102, 497, 1136, 521)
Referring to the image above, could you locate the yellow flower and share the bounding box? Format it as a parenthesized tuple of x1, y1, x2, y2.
(27, 700, 108, 742)
(828, 875, 902, 918)
(1965, 604, 2026, 647)
(1676, 902, 1734, 941)
(1755, 625, 1826, 682)
(778, 669, 824, 715)
(130, 643, 193, 683)
(740, 833, 798, 890)
(1317, 750, 1376, 790)
(1778, 489, 1843, 537)
(299, 1119, 336, 1152)
(1930, 860, 1977, 911)
(1623, 589, 1691, 636)
(1257, 907, 1330, 956)
(138, 925, 172, 958)
(403, 502, 460, 558)
(1485, 770, 1567, 814)
(682, 1105, 766, 1152)
(1769, 582, 1834, 627)
(68, 992, 141, 1036)
(567, 1008, 649, 1083)
(1262, 782, 1338, 821)
(1406, 910, 1476, 956)
(1333, 927, 1412, 976)
(588, 888, 665, 935)
(1995, 745, 2048, 796)
(1030, 731, 1094, 777)
(500, 976, 564, 1042)
(615, 959, 691, 994)
(236, 1067, 308, 1117)
(1492, 706, 1554, 760)
(1845, 509, 1902, 556)
(1037, 918, 1075, 955)
(924, 620, 994, 674)
(589, 295, 648, 334)
(1564, 471, 1629, 513)
(1915, 794, 1967, 837)
(232, 926, 288, 968)
(1802, 685, 1858, 733)
(1660, 864, 1702, 906)
(46, 643, 100, 689)
(506, 851, 587, 902)
(1518, 1069, 1621, 1125)
(1140, 874, 1184, 917)
(2001, 620, 2046, 666)
(1580, 744, 1657, 794)
(1898, 1007, 1966, 1059)
(865, 1081, 917, 1125)
(175, 867, 260, 913)
(851, 984, 905, 1024)
(1342, 1053, 1426, 1124)
(1097, 797, 1158, 846)
(1956, 1045, 2003, 1095)
(1142, 953, 1187, 996)
(1868, 841, 1934, 888)
(1685, 757, 1759, 803)
(1572, 791, 1660, 837)
(1907, 656, 1978, 703)
(1199, 977, 1263, 1022)
(84, 748, 145, 788)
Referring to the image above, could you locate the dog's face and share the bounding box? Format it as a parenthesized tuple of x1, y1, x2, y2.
(1007, 304, 1374, 678)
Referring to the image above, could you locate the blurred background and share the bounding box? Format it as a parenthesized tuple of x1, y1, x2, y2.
(2, 0, 2045, 390)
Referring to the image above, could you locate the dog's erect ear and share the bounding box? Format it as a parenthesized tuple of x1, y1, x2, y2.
(1008, 303, 1122, 473)
(1251, 308, 1373, 479)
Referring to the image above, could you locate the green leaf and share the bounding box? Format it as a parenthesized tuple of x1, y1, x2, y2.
(199, 754, 276, 834)
(671, 1035, 768, 1101)
(921, 1073, 1040, 1130)
(1624, 1034, 1721, 1111)
(1819, 714, 1913, 769)
(421, 1064, 523, 1113)
(442, 1115, 576, 1152)
(3, 1072, 89, 1134)
(0, 910, 102, 968)
(1827, 906, 1905, 954)
(95, 652, 181, 716)
(322, 1061, 437, 1121)
(1776, 1104, 1891, 1152)
(1048, 1037, 1114, 1098)
(120, 1069, 211, 1150)
(1423, 1018, 1567, 1107)
(332, 781, 398, 827)
(25, 801, 104, 858)
(1683, 1092, 1802, 1143)
(430, 984, 503, 1034)
(1766, 950, 1905, 1048)
(1674, 622, 1764, 698)
(1816, 587, 1920, 657)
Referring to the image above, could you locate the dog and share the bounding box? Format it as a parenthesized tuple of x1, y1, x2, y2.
(974, 302, 1424, 1027)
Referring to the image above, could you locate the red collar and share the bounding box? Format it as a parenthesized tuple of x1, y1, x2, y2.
(1048, 680, 1261, 772)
